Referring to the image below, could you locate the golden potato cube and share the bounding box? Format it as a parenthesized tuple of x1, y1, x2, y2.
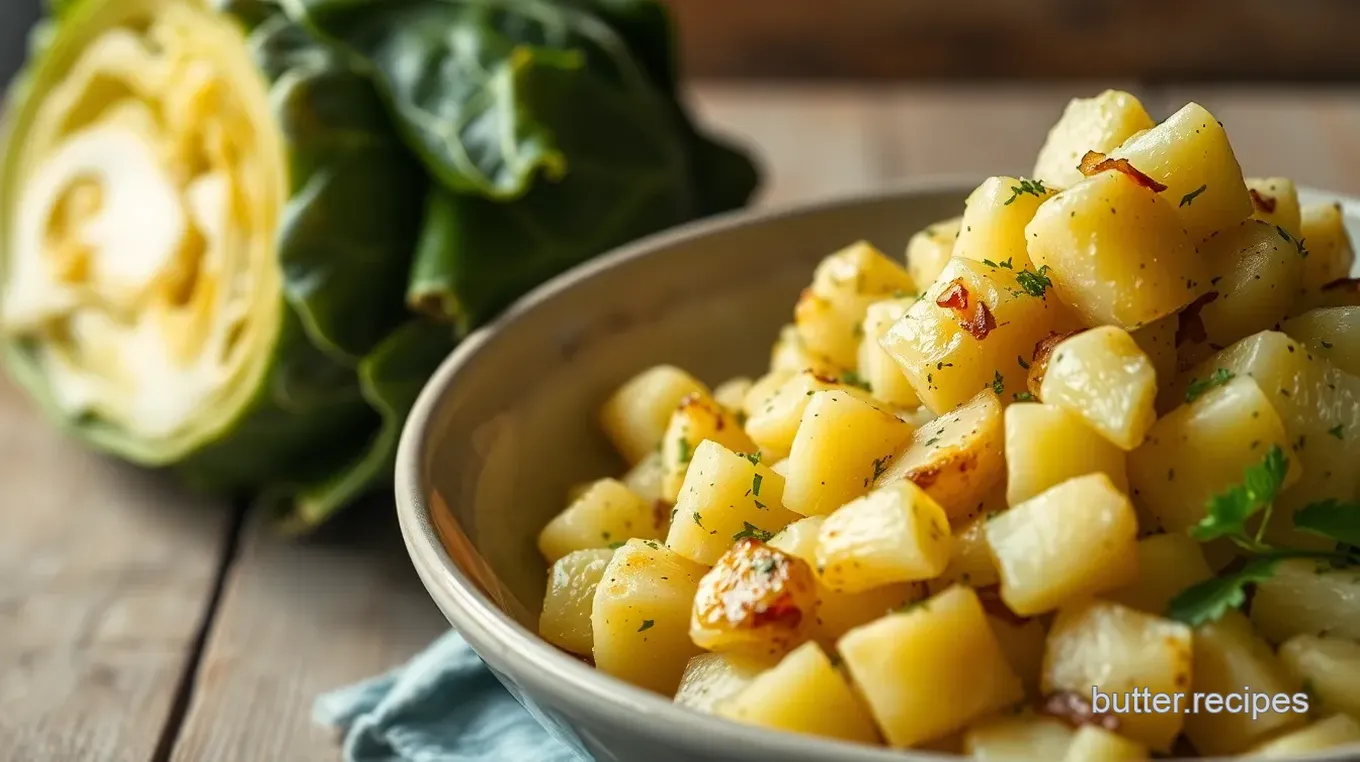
(1004, 402, 1128, 507)
(838, 586, 1024, 748)
(928, 512, 1000, 592)
(1300, 201, 1357, 294)
(1246, 177, 1303, 237)
(1106, 534, 1214, 617)
(621, 451, 666, 505)
(1173, 331, 1360, 528)
(673, 652, 775, 714)
(880, 256, 1075, 413)
(988, 614, 1048, 697)
(1179, 219, 1305, 367)
(1042, 600, 1193, 751)
(1251, 559, 1360, 644)
(1026, 170, 1210, 329)
(743, 370, 873, 460)
(767, 516, 925, 648)
(742, 370, 795, 419)
(1250, 714, 1360, 758)
(1062, 726, 1148, 762)
(795, 241, 917, 368)
(601, 365, 709, 464)
(1039, 326, 1158, 450)
(953, 175, 1059, 272)
(1130, 314, 1178, 392)
(906, 216, 962, 291)
(875, 389, 1005, 520)
(1183, 611, 1307, 755)
(666, 441, 801, 566)
(690, 539, 819, 657)
(816, 480, 952, 593)
(858, 297, 922, 408)
(660, 392, 758, 502)
(717, 640, 881, 744)
(1283, 306, 1360, 377)
(591, 539, 708, 694)
(782, 390, 916, 516)
(770, 323, 842, 376)
(1130, 376, 1295, 534)
(986, 474, 1139, 616)
(963, 715, 1075, 760)
(712, 377, 753, 413)
(539, 548, 615, 655)
(1109, 101, 1252, 241)
(1279, 634, 1360, 719)
(538, 479, 664, 564)
(1032, 89, 1155, 188)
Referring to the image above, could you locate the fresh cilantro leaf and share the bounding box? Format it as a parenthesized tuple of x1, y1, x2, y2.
(732, 522, 773, 542)
(1016, 266, 1053, 298)
(1185, 368, 1235, 403)
(1179, 184, 1207, 207)
(1013, 391, 1034, 402)
(751, 473, 763, 497)
(637, 619, 655, 632)
(1190, 445, 1288, 544)
(982, 258, 1000, 268)
(1328, 424, 1345, 440)
(1293, 499, 1360, 547)
(1000, 257, 1014, 269)
(1003, 178, 1047, 206)
(676, 436, 692, 464)
(839, 371, 872, 392)
(742, 452, 763, 465)
(991, 370, 1004, 396)
(1166, 558, 1280, 626)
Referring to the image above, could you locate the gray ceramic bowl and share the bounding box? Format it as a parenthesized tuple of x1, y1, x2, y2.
(395, 178, 1360, 762)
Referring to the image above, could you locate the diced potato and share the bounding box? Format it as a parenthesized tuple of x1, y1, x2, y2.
(963, 714, 1075, 761)
(1106, 534, 1214, 616)
(1180, 219, 1305, 367)
(1173, 331, 1360, 528)
(666, 441, 801, 566)
(1299, 201, 1357, 294)
(1130, 314, 1178, 392)
(880, 257, 1075, 413)
(782, 391, 916, 517)
(1032, 89, 1155, 188)
(1004, 402, 1128, 507)
(1026, 170, 1210, 329)
(1279, 634, 1360, 719)
(858, 297, 922, 408)
(690, 539, 818, 657)
(816, 480, 952, 593)
(742, 370, 795, 419)
(795, 241, 917, 368)
(601, 365, 708, 464)
(875, 390, 1005, 520)
(1283, 306, 1360, 377)
(1249, 714, 1360, 758)
(769, 457, 790, 478)
(717, 640, 881, 743)
(712, 377, 753, 413)
(929, 512, 1000, 592)
(1246, 177, 1302, 238)
(906, 216, 962, 290)
(660, 392, 758, 502)
(770, 324, 841, 377)
(1038, 326, 1158, 451)
(621, 452, 666, 505)
(592, 540, 708, 694)
(1042, 601, 1193, 751)
(538, 479, 664, 564)
(742, 370, 873, 460)
(986, 474, 1139, 616)
(838, 586, 1024, 748)
(673, 652, 775, 714)
(1303, 278, 1360, 312)
(987, 614, 1048, 697)
(1183, 611, 1307, 755)
(767, 516, 925, 647)
(953, 175, 1059, 272)
(540, 548, 615, 655)
(1062, 726, 1148, 762)
(1109, 101, 1252, 241)
(1251, 559, 1360, 644)
(1129, 376, 1295, 534)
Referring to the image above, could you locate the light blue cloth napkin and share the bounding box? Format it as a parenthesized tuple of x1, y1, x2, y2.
(314, 630, 588, 762)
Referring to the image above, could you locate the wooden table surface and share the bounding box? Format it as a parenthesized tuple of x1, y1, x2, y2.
(4, 83, 1359, 762)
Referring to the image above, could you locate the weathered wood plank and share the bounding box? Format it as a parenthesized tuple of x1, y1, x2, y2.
(167, 507, 447, 762)
(0, 376, 233, 762)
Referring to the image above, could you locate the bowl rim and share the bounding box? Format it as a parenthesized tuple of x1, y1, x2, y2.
(395, 175, 1360, 762)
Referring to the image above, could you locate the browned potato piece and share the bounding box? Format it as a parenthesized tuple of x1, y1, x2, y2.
(874, 389, 1004, 520)
(690, 538, 819, 658)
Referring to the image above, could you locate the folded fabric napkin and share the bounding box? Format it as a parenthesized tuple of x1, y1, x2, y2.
(314, 630, 588, 762)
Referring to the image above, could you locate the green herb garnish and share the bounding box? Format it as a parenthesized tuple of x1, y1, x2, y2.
(733, 522, 773, 542)
(1003, 178, 1047, 205)
(1179, 184, 1207, 207)
(1185, 368, 1235, 403)
(637, 620, 655, 632)
(1015, 265, 1053, 298)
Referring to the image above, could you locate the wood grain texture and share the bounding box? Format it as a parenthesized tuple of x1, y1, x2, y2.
(167, 507, 446, 762)
(667, 0, 1360, 81)
(0, 377, 232, 762)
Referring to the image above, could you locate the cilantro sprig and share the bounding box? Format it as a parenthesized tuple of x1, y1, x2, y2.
(1003, 178, 1047, 205)
(1185, 368, 1235, 403)
(1015, 266, 1053, 298)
